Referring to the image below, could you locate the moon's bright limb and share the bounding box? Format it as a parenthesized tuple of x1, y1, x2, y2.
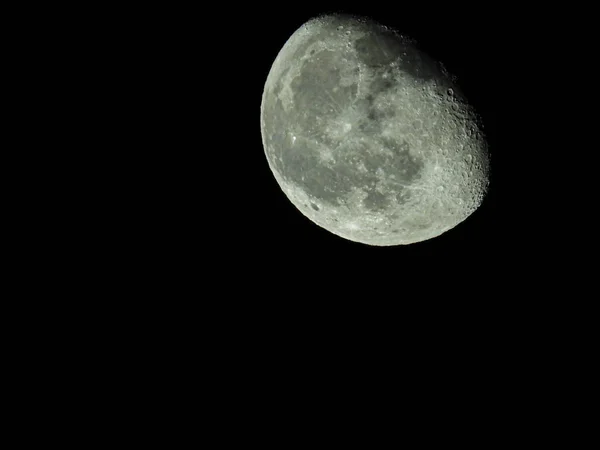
(260, 14, 490, 246)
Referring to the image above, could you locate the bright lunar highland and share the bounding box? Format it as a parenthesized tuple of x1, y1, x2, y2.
(260, 14, 490, 245)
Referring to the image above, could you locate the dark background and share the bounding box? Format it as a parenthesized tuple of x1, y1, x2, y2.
(169, 4, 516, 290)
(105, 3, 548, 299)
(7, 4, 588, 421)
(16, 4, 589, 412)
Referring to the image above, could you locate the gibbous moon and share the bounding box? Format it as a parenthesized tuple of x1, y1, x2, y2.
(260, 14, 490, 245)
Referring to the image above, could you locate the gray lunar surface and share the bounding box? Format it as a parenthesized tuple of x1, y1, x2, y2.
(260, 14, 490, 245)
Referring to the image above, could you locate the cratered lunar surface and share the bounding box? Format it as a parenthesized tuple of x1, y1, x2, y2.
(260, 14, 490, 245)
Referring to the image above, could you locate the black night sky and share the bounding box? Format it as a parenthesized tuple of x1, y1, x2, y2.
(69, 1, 575, 383)
(134, 3, 538, 296)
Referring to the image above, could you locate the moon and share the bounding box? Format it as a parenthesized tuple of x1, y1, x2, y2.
(260, 14, 490, 246)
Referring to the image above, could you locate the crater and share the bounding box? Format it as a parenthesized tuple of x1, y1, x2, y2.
(310, 203, 320, 211)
